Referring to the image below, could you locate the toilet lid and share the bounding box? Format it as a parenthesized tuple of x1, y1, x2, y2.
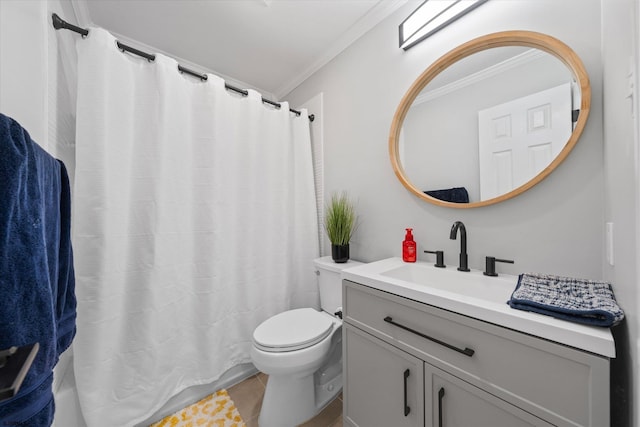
(253, 308, 334, 352)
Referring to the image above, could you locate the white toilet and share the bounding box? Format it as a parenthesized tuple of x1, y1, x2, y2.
(251, 256, 362, 427)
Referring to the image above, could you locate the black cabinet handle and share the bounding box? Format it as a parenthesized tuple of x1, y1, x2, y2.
(403, 369, 411, 416)
(438, 387, 445, 427)
(383, 316, 475, 357)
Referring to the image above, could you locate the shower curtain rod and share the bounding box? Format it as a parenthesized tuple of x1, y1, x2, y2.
(51, 13, 315, 122)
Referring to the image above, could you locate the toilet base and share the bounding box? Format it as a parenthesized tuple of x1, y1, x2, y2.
(258, 371, 342, 427)
(314, 372, 342, 415)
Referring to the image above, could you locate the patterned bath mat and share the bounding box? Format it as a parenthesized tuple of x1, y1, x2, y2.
(150, 389, 246, 427)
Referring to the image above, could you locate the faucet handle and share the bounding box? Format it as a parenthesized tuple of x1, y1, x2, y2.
(424, 250, 446, 268)
(484, 256, 514, 277)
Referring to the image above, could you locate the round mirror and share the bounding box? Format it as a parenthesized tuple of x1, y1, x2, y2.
(389, 31, 591, 208)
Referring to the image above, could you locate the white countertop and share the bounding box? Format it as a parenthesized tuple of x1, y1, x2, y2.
(342, 257, 615, 358)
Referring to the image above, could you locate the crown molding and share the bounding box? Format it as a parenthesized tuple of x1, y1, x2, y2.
(413, 48, 546, 106)
(275, 0, 407, 99)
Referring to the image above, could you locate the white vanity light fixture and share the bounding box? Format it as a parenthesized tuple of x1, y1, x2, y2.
(399, 0, 489, 50)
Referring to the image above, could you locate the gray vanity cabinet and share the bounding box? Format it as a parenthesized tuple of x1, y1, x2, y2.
(344, 325, 424, 427)
(424, 364, 553, 427)
(342, 280, 610, 427)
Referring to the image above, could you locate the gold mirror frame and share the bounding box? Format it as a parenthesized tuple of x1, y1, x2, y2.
(389, 31, 591, 208)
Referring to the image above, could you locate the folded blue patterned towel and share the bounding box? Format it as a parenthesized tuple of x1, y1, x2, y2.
(508, 273, 624, 327)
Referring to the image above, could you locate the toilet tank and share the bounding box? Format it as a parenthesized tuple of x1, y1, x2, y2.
(314, 256, 363, 314)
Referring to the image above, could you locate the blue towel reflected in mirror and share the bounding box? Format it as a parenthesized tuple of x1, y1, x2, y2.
(424, 187, 469, 203)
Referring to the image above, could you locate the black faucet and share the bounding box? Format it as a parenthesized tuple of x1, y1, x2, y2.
(483, 256, 514, 277)
(450, 221, 470, 272)
(424, 250, 446, 268)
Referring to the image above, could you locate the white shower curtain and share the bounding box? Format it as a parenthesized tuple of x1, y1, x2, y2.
(73, 28, 319, 427)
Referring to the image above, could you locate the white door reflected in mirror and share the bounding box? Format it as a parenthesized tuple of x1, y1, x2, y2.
(478, 82, 572, 200)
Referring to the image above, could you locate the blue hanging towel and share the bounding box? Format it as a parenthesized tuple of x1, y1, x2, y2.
(0, 113, 76, 426)
(508, 273, 624, 327)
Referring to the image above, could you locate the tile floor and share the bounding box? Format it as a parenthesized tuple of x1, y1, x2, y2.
(227, 372, 343, 427)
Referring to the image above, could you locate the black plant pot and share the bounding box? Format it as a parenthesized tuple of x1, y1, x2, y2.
(331, 244, 350, 263)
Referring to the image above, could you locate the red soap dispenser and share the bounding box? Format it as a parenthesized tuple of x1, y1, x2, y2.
(403, 228, 417, 262)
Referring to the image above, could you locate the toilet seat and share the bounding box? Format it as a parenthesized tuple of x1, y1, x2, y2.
(253, 308, 335, 353)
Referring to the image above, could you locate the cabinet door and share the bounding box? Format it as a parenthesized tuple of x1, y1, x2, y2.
(344, 324, 424, 427)
(425, 364, 554, 427)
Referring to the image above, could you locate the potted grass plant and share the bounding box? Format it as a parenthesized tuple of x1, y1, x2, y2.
(324, 192, 357, 263)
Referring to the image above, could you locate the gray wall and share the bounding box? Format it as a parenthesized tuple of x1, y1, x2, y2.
(287, 0, 604, 279)
(0, 0, 48, 145)
(287, 0, 638, 425)
(602, 0, 639, 426)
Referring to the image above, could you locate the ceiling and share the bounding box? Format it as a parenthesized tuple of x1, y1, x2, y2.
(72, 0, 408, 99)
